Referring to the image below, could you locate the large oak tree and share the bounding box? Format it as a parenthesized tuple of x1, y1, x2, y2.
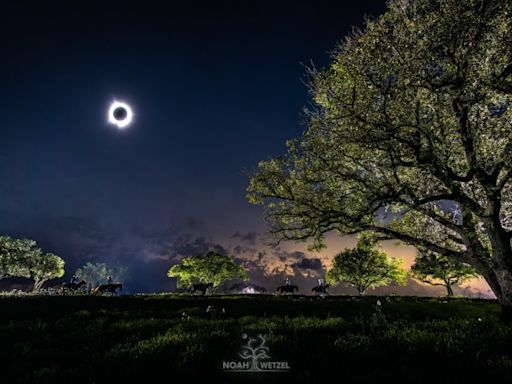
(247, 0, 512, 314)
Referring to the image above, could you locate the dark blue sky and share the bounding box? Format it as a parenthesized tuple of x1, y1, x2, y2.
(0, 1, 392, 292)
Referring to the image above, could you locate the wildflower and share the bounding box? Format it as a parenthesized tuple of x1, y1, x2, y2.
(376, 300, 382, 306)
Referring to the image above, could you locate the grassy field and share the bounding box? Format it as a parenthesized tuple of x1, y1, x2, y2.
(1, 294, 511, 383)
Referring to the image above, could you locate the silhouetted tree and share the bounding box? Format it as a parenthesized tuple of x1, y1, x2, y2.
(412, 250, 478, 297)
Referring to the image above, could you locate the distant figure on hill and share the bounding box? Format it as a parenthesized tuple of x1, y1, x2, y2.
(312, 282, 330, 296)
(312, 277, 329, 295)
(60, 280, 87, 294)
(276, 279, 298, 295)
(91, 282, 122, 295)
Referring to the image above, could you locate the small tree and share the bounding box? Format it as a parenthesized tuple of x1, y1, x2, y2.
(0, 236, 37, 280)
(75, 262, 128, 289)
(167, 251, 248, 288)
(411, 250, 478, 297)
(326, 236, 407, 295)
(30, 253, 65, 291)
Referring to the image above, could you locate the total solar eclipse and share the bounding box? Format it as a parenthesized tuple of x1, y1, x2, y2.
(108, 101, 133, 129)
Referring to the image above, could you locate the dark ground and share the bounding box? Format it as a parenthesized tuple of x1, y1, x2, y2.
(1, 294, 511, 383)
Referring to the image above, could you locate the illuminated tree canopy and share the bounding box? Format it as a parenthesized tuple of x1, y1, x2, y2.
(30, 253, 65, 292)
(327, 236, 407, 295)
(0, 235, 64, 291)
(0, 236, 37, 280)
(167, 251, 248, 288)
(247, 0, 512, 312)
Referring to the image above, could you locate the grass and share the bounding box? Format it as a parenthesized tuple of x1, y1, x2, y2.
(0, 294, 510, 383)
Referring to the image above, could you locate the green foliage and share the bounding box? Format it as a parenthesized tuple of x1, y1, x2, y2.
(0, 236, 37, 279)
(0, 235, 64, 291)
(30, 253, 65, 291)
(167, 251, 248, 288)
(247, 0, 512, 306)
(326, 236, 407, 295)
(412, 250, 479, 296)
(75, 262, 128, 287)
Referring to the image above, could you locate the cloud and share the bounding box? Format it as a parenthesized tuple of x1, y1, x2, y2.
(5, 214, 492, 297)
(182, 217, 205, 231)
(294, 257, 323, 271)
(232, 231, 259, 245)
(7, 215, 231, 293)
(229, 245, 327, 280)
(9, 214, 333, 293)
(169, 234, 229, 259)
(142, 227, 229, 261)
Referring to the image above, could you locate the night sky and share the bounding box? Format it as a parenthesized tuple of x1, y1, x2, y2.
(0, 0, 490, 295)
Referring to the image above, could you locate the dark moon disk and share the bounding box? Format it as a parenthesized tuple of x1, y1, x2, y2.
(113, 107, 128, 121)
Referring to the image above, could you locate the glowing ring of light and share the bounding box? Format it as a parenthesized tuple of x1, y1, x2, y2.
(108, 101, 133, 129)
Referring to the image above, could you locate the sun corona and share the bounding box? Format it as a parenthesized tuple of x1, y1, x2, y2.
(108, 101, 133, 129)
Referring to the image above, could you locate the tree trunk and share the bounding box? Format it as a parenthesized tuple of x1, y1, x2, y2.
(445, 283, 454, 297)
(33, 279, 45, 292)
(470, 255, 512, 321)
(484, 218, 512, 321)
(469, 205, 512, 321)
(492, 263, 512, 321)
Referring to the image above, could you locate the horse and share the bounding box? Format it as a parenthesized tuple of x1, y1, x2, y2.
(91, 283, 123, 295)
(191, 282, 213, 295)
(60, 280, 87, 294)
(311, 284, 330, 296)
(276, 285, 298, 295)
